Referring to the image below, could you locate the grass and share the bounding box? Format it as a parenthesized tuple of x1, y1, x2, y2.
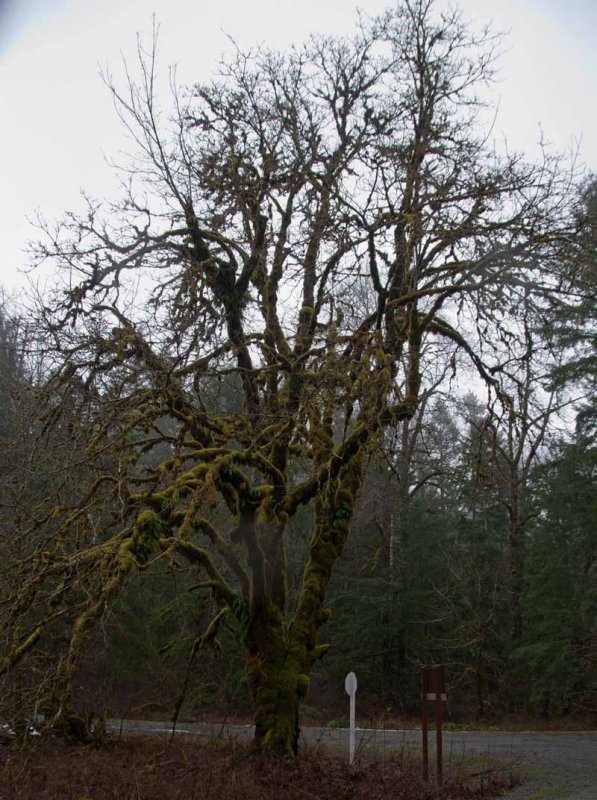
(0, 734, 520, 800)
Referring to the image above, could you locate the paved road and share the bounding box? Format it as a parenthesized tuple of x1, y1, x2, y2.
(108, 720, 597, 799)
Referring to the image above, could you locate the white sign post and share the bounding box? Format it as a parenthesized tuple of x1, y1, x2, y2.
(344, 671, 358, 765)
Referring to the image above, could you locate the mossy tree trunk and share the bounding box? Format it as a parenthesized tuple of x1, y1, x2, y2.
(246, 618, 305, 756)
(245, 460, 363, 755)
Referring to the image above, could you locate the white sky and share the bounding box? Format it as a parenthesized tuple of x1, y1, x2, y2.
(1, 0, 596, 292)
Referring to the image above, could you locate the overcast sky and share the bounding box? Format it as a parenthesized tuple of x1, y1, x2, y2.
(1, 0, 595, 292)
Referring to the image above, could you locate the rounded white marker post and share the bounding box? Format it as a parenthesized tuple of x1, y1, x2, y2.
(344, 671, 358, 765)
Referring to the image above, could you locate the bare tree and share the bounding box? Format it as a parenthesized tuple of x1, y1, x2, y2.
(467, 303, 578, 645)
(0, 1, 577, 754)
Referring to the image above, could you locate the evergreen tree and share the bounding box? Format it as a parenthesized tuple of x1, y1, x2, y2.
(520, 431, 597, 717)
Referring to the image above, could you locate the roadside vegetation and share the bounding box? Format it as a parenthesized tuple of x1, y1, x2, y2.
(0, 736, 518, 800)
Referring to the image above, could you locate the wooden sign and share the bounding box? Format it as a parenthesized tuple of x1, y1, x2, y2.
(421, 666, 446, 785)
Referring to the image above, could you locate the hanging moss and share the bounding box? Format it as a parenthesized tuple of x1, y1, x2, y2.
(120, 509, 167, 567)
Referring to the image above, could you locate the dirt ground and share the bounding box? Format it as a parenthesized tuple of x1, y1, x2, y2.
(0, 736, 515, 800)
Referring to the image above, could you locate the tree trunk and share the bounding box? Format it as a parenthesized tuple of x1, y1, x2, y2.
(248, 652, 303, 756)
(245, 606, 307, 756)
(475, 650, 485, 722)
(507, 473, 525, 643)
(245, 458, 364, 755)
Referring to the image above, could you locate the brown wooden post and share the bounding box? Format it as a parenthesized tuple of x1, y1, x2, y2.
(421, 668, 429, 781)
(435, 667, 445, 786)
(421, 666, 446, 785)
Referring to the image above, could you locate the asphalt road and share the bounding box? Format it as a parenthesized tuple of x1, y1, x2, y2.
(108, 719, 597, 799)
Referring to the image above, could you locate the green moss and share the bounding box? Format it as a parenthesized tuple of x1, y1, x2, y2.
(297, 673, 310, 698)
(0, 625, 43, 674)
(298, 305, 314, 324)
(126, 510, 166, 566)
(256, 496, 275, 524)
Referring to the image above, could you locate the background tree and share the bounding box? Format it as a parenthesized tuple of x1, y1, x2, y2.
(519, 426, 597, 717)
(548, 175, 596, 410)
(0, 1, 577, 754)
(0, 295, 29, 471)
